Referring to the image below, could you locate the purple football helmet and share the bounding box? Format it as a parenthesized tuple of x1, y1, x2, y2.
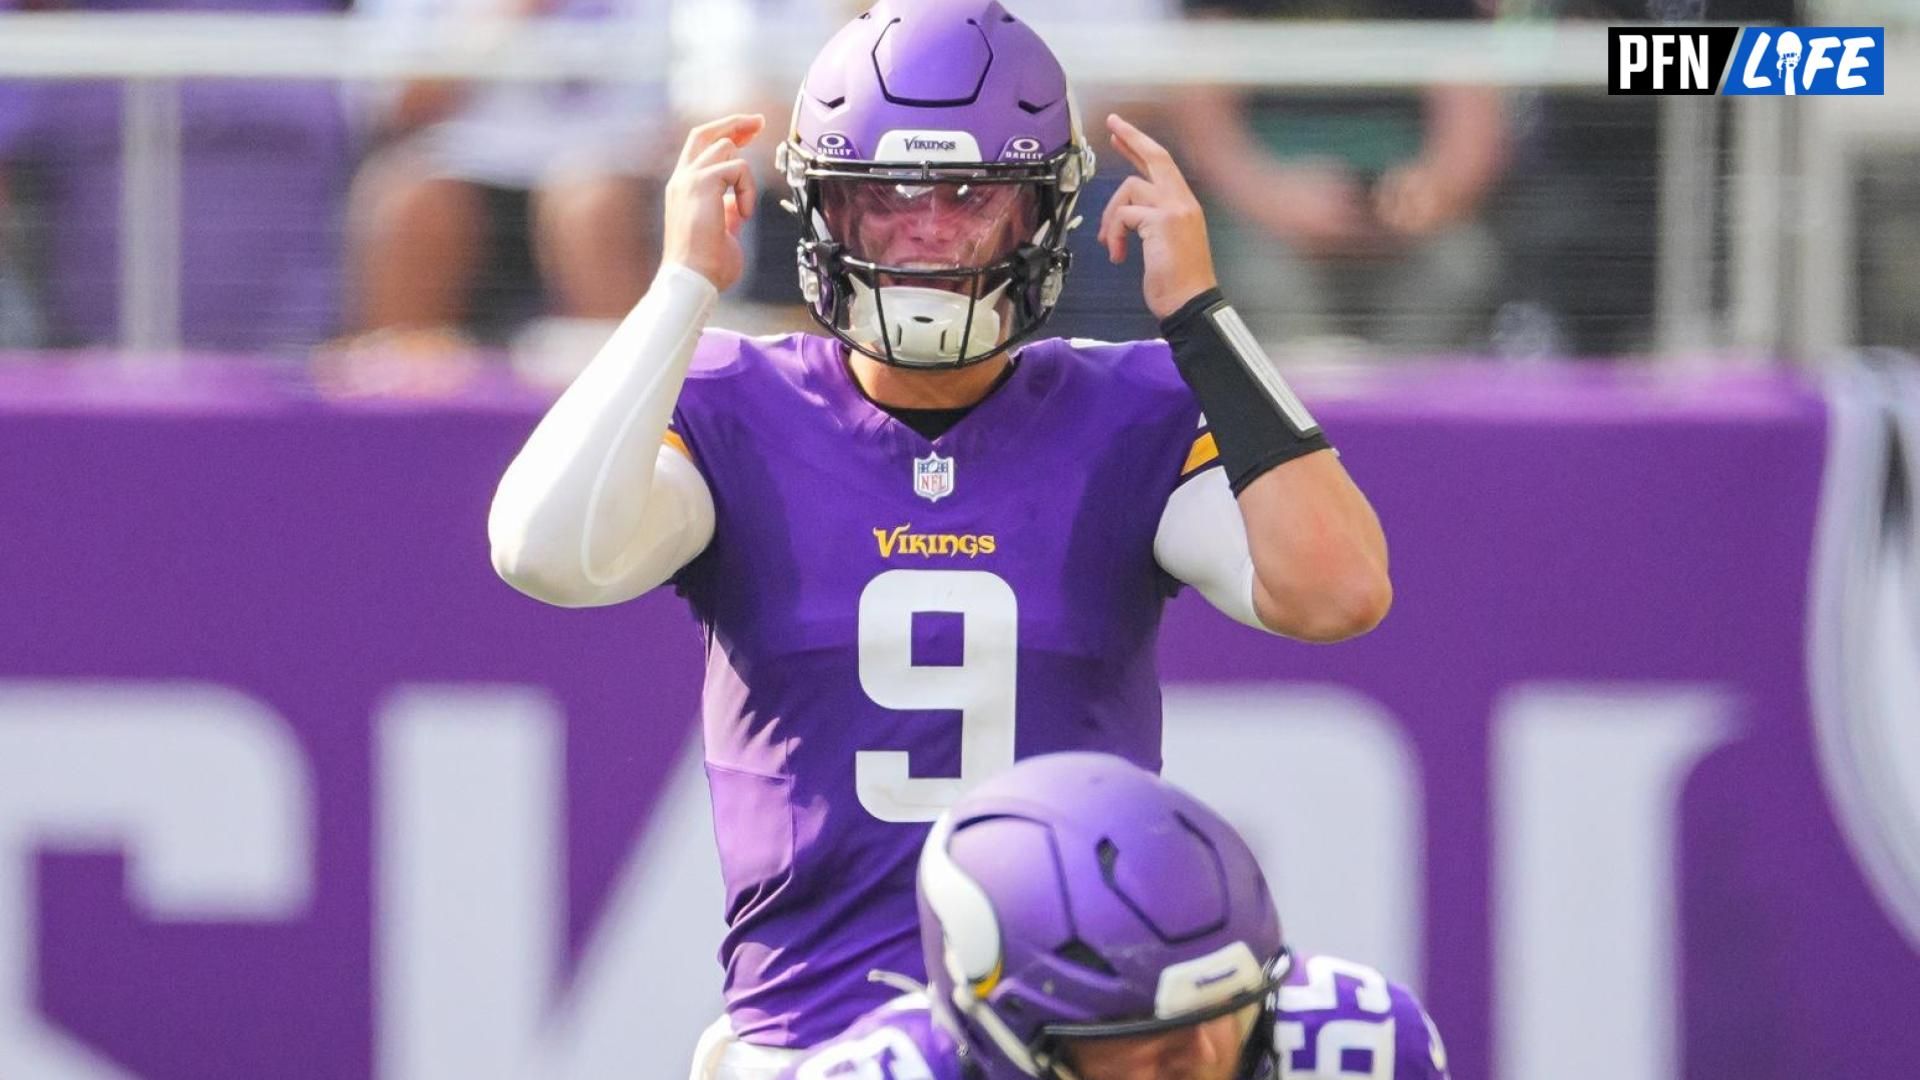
(917, 753, 1288, 1079)
(776, 0, 1095, 369)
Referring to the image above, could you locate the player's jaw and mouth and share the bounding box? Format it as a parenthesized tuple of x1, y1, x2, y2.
(872, 242, 992, 294)
(863, 216, 1022, 293)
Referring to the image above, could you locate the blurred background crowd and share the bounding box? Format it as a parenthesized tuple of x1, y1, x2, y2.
(0, 0, 1912, 389)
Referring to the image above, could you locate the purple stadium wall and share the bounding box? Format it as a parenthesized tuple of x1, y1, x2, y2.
(1, 357, 1917, 1080)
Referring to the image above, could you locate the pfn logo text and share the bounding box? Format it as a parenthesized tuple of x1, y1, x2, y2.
(1609, 27, 1883, 96)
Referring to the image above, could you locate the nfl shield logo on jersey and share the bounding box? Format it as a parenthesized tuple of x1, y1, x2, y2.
(913, 451, 955, 503)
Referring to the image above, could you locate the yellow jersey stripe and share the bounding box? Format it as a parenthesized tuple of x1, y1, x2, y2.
(662, 429, 693, 460)
(1181, 431, 1220, 476)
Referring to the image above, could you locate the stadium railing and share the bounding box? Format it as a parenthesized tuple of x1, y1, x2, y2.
(0, 14, 1909, 360)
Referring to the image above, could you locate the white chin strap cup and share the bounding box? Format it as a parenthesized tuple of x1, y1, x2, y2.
(848, 279, 1008, 366)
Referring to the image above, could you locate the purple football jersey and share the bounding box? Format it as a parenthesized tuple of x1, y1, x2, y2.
(668, 329, 1215, 1046)
(1274, 954, 1450, 1079)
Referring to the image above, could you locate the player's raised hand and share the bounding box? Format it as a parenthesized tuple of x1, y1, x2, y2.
(662, 113, 765, 291)
(1096, 113, 1219, 321)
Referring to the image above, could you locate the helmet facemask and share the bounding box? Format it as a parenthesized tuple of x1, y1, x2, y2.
(1026, 949, 1290, 1080)
(782, 142, 1090, 369)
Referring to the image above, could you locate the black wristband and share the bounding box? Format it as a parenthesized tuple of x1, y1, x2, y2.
(1160, 289, 1332, 493)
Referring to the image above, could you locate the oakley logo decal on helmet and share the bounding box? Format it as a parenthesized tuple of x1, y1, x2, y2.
(816, 132, 858, 159)
(1002, 136, 1048, 162)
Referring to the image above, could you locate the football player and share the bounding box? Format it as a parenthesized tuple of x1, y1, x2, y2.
(488, 0, 1391, 1074)
(776, 752, 1449, 1080)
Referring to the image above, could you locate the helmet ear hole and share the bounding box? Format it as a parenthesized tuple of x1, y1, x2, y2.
(1054, 939, 1118, 977)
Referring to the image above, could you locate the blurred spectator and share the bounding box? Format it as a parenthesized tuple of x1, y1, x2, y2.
(0, 164, 45, 348)
(1488, 0, 1798, 357)
(1857, 149, 1920, 352)
(1027, 0, 1181, 345)
(1174, 0, 1507, 355)
(344, 0, 675, 363)
(0, 0, 352, 353)
(671, 0, 847, 332)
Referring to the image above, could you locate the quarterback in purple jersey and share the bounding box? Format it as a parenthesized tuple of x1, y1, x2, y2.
(776, 754, 1449, 1080)
(489, 0, 1391, 1070)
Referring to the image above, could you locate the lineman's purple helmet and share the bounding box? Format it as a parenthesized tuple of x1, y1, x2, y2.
(918, 753, 1288, 1079)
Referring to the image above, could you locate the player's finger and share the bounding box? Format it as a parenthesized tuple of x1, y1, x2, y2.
(1103, 117, 1151, 180)
(682, 113, 761, 156)
(679, 113, 764, 167)
(724, 190, 744, 236)
(1106, 205, 1159, 263)
(1098, 176, 1154, 260)
(729, 113, 768, 148)
(1113, 204, 1153, 232)
(1096, 176, 1146, 235)
(1107, 113, 1189, 195)
(699, 157, 754, 197)
(700, 158, 757, 229)
(679, 116, 738, 165)
(690, 135, 741, 171)
(729, 158, 758, 224)
(1107, 202, 1155, 237)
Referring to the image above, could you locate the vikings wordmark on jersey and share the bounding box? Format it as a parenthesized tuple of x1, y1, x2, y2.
(662, 329, 1220, 1046)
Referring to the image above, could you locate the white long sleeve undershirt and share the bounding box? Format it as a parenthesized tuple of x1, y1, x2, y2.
(487, 266, 1271, 632)
(488, 262, 721, 608)
(1153, 466, 1268, 632)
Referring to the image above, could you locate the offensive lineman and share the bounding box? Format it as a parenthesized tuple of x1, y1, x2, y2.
(778, 753, 1449, 1080)
(488, 0, 1391, 1073)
